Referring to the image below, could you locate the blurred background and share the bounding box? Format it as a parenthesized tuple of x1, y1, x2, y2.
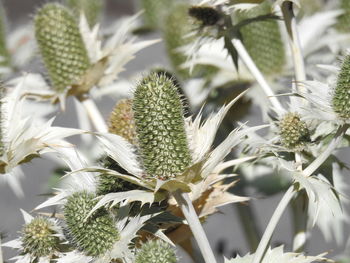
(0, 0, 349, 262)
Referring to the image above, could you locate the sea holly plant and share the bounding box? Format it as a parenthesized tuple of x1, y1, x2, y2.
(2, 0, 350, 263)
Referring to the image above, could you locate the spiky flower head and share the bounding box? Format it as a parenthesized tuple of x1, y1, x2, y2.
(21, 217, 59, 258)
(65, 0, 104, 27)
(332, 55, 350, 119)
(108, 99, 136, 144)
(188, 5, 222, 26)
(135, 239, 177, 263)
(279, 112, 310, 150)
(133, 73, 192, 180)
(335, 0, 350, 33)
(34, 3, 91, 94)
(64, 191, 120, 257)
(236, 1, 285, 75)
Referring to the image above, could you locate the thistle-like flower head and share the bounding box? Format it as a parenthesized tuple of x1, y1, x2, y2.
(64, 191, 120, 257)
(21, 217, 59, 258)
(34, 3, 91, 94)
(135, 239, 177, 263)
(279, 112, 310, 150)
(133, 73, 192, 180)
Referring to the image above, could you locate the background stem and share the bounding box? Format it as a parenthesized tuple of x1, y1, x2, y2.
(79, 96, 108, 133)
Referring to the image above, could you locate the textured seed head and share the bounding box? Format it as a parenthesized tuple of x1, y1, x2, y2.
(335, 0, 350, 33)
(21, 217, 59, 258)
(64, 191, 119, 257)
(279, 113, 310, 150)
(236, 1, 285, 75)
(108, 99, 136, 144)
(34, 3, 91, 93)
(188, 6, 222, 26)
(133, 73, 192, 180)
(332, 55, 350, 119)
(135, 239, 177, 263)
(65, 0, 104, 27)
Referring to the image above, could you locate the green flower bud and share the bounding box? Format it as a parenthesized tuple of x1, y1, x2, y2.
(133, 73, 192, 180)
(279, 112, 310, 150)
(140, 0, 173, 30)
(332, 55, 350, 119)
(336, 0, 350, 33)
(21, 217, 59, 258)
(34, 3, 91, 93)
(0, 2, 10, 68)
(108, 99, 136, 144)
(64, 191, 119, 257)
(236, 1, 285, 76)
(65, 0, 104, 27)
(135, 239, 177, 263)
(188, 6, 222, 26)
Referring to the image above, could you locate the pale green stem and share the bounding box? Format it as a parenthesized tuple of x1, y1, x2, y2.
(291, 192, 308, 252)
(231, 38, 284, 112)
(79, 96, 108, 133)
(303, 124, 349, 177)
(252, 186, 296, 263)
(173, 190, 217, 263)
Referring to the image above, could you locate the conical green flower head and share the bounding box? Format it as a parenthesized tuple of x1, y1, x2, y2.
(34, 3, 91, 93)
(108, 99, 136, 144)
(0, 2, 10, 68)
(332, 55, 350, 119)
(335, 0, 350, 33)
(279, 113, 310, 150)
(236, 1, 285, 75)
(133, 73, 192, 180)
(141, 0, 173, 30)
(64, 191, 119, 256)
(135, 239, 177, 263)
(65, 0, 104, 27)
(21, 217, 59, 258)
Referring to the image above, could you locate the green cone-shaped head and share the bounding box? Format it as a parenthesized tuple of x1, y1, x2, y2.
(0, 2, 10, 68)
(336, 0, 350, 33)
(332, 55, 350, 119)
(21, 217, 59, 258)
(133, 73, 192, 180)
(34, 3, 91, 93)
(65, 0, 104, 27)
(64, 191, 119, 256)
(135, 239, 177, 263)
(279, 112, 310, 150)
(236, 1, 285, 76)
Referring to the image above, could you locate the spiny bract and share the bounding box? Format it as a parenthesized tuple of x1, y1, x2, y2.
(133, 73, 192, 180)
(279, 113, 310, 150)
(236, 1, 285, 76)
(64, 191, 119, 257)
(65, 0, 104, 27)
(34, 3, 91, 93)
(332, 55, 350, 119)
(135, 239, 177, 263)
(21, 217, 59, 258)
(108, 99, 136, 144)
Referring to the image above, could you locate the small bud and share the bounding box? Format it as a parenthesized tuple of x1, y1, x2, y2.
(335, 0, 350, 33)
(236, 1, 285, 75)
(279, 113, 310, 150)
(108, 99, 136, 144)
(133, 73, 192, 180)
(332, 55, 350, 119)
(135, 239, 177, 263)
(188, 6, 222, 26)
(21, 217, 59, 258)
(64, 191, 119, 256)
(65, 0, 104, 27)
(34, 3, 91, 93)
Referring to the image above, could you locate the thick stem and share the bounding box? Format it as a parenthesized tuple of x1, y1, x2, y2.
(79, 96, 108, 133)
(303, 124, 349, 177)
(173, 190, 217, 263)
(252, 186, 295, 263)
(231, 38, 284, 112)
(291, 192, 308, 252)
(281, 2, 306, 92)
